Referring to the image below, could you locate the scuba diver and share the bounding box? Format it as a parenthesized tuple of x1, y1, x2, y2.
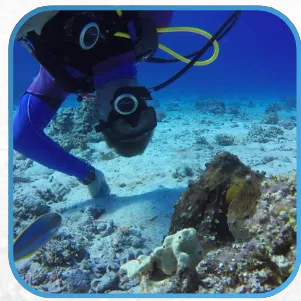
(14, 9, 241, 199)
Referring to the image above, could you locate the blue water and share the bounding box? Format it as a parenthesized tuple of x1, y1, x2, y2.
(13, 10, 296, 106)
(11, 9, 298, 296)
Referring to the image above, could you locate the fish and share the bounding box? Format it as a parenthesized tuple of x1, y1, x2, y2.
(13, 212, 62, 262)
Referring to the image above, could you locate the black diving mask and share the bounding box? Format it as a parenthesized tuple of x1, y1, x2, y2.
(94, 86, 157, 141)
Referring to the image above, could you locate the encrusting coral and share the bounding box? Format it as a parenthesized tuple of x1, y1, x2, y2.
(120, 228, 204, 280)
(168, 152, 265, 244)
(119, 167, 296, 294)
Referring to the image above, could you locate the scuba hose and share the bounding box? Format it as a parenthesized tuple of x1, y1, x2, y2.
(78, 23, 223, 100)
(148, 11, 241, 64)
(151, 10, 241, 92)
(115, 27, 220, 67)
(20, 10, 241, 98)
(114, 10, 241, 92)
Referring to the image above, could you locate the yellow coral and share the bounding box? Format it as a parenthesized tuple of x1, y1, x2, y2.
(226, 175, 261, 241)
(226, 176, 261, 205)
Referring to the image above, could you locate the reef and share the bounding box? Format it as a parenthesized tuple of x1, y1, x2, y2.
(195, 136, 209, 146)
(117, 155, 296, 294)
(227, 106, 241, 116)
(247, 125, 284, 143)
(13, 149, 296, 295)
(168, 152, 265, 243)
(279, 119, 296, 130)
(195, 98, 226, 115)
(119, 228, 205, 293)
(265, 103, 282, 113)
(172, 166, 194, 181)
(261, 112, 279, 125)
(45, 98, 104, 152)
(195, 172, 296, 294)
(215, 134, 235, 146)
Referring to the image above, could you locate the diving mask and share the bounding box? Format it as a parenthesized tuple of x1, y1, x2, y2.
(95, 86, 157, 141)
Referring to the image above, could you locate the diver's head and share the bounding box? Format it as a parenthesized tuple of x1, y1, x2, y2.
(95, 78, 157, 157)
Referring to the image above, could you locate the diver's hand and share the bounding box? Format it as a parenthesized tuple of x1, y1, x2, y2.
(88, 169, 110, 198)
(16, 11, 59, 40)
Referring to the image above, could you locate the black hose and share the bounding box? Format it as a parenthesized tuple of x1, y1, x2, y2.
(148, 11, 241, 64)
(148, 11, 242, 92)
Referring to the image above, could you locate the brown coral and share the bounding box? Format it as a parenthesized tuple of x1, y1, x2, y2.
(169, 152, 265, 243)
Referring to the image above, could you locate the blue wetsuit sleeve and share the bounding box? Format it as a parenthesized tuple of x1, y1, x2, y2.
(13, 93, 91, 180)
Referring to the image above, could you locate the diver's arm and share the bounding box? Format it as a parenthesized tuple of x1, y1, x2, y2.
(13, 67, 93, 182)
(13, 9, 173, 191)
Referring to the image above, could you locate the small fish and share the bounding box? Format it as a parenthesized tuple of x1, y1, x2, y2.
(13, 212, 62, 262)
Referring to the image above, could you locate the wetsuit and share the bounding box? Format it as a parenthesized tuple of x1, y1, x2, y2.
(13, 11, 173, 182)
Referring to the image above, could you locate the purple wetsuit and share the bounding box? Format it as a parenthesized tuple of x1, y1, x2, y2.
(13, 11, 173, 182)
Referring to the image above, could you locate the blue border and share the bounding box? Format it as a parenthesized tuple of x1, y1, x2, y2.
(8, 5, 300, 299)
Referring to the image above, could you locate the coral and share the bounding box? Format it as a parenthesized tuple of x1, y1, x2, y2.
(45, 98, 104, 151)
(97, 220, 116, 238)
(120, 228, 204, 280)
(195, 136, 209, 145)
(62, 269, 91, 293)
(226, 175, 261, 241)
(111, 228, 145, 252)
(13, 194, 50, 236)
(35, 181, 71, 205)
(172, 166, 194, 180)
(169, 152, 265, 243)
(215, 134, 235, 146)
(261, 112, 279, 125)
(279, 120, 296, 130)
(72, 215, 114, 243)
(86, 207, 105, 220)
(13, 176, 32, 184)
(261, 156, 277, 164)
(34, 236, 89, 268)
(24, 262, 47, 286)
(195, 98, 226, 115)
(15, 171, 296, 295)
(100, 151, 118, 161)
(247, 125, 284, 143)
(91, 272, 120, 293)
(195, 173, 296, 293)
(265, 103, 282, 113)
(125, 173, 296, 294)
(13, 151, 33, 173)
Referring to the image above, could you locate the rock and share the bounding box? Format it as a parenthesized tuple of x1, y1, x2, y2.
(62, 269, 91, 293)
(91, 272, 119, 293)
(169, 152, 265, 243)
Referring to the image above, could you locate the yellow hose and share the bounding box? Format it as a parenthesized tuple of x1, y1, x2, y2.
(116, 10, 123, 17)
(114, 10, 219, 66)
(157, 27, 219, 66)
(114, 27, 219, 66)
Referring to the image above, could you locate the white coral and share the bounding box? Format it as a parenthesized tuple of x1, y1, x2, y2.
(120, 228, 204, 280)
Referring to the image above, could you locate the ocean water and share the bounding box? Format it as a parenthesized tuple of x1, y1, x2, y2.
(13, 10, 296, 105)
(11, 9, 297, 296)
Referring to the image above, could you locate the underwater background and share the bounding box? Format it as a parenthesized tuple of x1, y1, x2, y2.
(12, 9, 297, 295)
(13, 10, 296, 105)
